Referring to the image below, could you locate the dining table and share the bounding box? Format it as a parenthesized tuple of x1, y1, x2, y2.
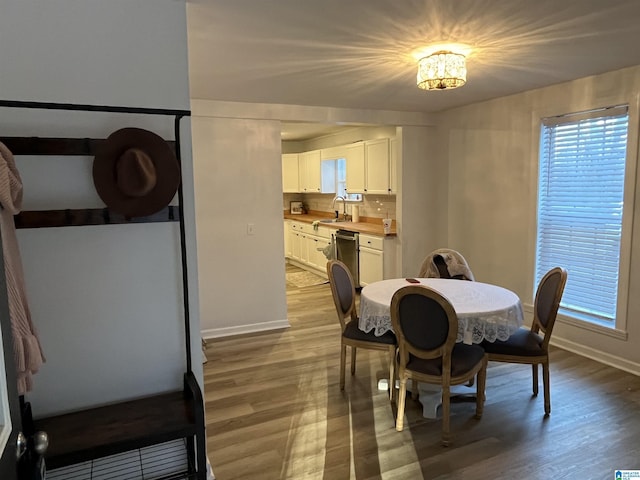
(358, 277, 525, 418)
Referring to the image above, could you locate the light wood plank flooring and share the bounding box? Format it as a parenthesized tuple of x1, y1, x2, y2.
(204, 265, 640, 479)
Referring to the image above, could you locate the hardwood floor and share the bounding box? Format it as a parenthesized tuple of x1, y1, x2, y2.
(204, 265, 640, 479)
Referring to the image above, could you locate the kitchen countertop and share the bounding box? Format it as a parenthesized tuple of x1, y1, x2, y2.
(284, 211, 396, 236)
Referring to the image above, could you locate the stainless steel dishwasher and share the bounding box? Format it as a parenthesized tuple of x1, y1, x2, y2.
(335, 229, 360, 287)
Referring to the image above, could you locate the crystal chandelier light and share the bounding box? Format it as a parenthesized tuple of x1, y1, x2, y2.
(417, 51, 467, 90)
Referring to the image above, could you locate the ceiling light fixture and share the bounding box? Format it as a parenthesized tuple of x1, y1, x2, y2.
(417, 51, 467, 91)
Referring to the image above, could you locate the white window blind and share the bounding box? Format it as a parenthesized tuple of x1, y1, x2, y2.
(536, 105, 629, 323)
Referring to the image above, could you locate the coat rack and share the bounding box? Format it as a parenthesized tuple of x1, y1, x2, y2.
(0, 99, 206, 479)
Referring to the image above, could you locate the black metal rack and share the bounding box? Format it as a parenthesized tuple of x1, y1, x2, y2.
(0, 99, 206, 479)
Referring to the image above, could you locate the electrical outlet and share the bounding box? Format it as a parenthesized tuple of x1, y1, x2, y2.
(247, 223, 255, 235)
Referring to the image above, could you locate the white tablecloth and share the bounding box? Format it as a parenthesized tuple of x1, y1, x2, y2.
(359, 278, 524, 344)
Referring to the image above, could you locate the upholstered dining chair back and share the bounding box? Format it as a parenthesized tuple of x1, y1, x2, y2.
(534, 267, 568, 344)
(393, 287, 457, 362)
(481, 266, 567, 416)
(419, 248, 475, 281)
(327, 259, 397, 399)
(390, 285, 487, 445)
(327, 259, 357, 329)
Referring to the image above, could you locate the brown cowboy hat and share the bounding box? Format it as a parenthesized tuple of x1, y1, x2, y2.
(93, 128, 180, 218)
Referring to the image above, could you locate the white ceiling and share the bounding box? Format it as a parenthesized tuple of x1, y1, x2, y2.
(186, 0, 640, 136)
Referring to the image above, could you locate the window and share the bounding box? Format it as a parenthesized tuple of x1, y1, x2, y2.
(536, 105, 629, 325)
(336, 158, 361, 202)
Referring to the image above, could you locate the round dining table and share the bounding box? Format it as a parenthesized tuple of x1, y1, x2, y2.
(359, 277, 525, 418)
(359, 277, 524, 345)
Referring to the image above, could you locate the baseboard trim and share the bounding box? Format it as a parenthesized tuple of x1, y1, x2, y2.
(524, 304, 639, 375)
(202, 319, 290, 340)
(551, 336, 640, 376)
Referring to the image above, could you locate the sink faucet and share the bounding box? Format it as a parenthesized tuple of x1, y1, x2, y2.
(332, 195, 347, 220)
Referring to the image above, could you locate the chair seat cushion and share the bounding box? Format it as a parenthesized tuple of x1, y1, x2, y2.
(481, 328, 544, 356)
(406, 344, 485, 376)
(343, 321, 396, 345)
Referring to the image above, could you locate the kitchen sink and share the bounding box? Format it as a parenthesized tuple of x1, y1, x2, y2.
(319, 218, 350, 223)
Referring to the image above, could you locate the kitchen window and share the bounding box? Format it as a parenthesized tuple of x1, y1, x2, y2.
(536, 105, 630, 329)
(336, 158, 361, 201)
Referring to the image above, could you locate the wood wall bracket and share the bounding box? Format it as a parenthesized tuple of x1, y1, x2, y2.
(0, 136, 176, 156)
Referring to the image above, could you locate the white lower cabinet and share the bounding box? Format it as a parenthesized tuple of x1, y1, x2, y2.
(359, 245, 383, 286)
(287, 222, 395, 282)
(284, 220, 291, 257)
(286, 221, 332, 274)
(358, 233, 396, 286)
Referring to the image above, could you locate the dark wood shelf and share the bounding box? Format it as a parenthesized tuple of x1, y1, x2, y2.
(34, 373, 206, 475)
(0, 135, 175, 156)
(14, 206, 180, 229)
(35, 391, 193, 470)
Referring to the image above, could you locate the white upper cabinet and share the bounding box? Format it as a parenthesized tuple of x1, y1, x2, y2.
(345, 139, 390, 195)
(345, 142, 366, 194)
(365, 138, 390, 194)
(282, 153, 300, 193)
(299, 150, 320, 193)
(299, 149, 335, 193)
(283, 138, 393, 195)
(282, 150, 336, 194)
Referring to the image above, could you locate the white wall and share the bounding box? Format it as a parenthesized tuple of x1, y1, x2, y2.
(397, 126, 444, 277)
(192, 115, 289, 337)
(0, 1, 201, 416)
(439, 65, 640, 373)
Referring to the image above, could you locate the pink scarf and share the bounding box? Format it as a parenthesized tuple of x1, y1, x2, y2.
(0, 141, 45, 394)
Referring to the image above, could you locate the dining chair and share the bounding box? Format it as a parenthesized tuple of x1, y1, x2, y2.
(481, 266, 567, 416)
(418, 248, 475, 281)
(326, 259, 397, 399)
(390, 285, 487, 445)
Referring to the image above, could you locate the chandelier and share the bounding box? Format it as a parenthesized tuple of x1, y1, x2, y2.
(417, 51, 467, 90)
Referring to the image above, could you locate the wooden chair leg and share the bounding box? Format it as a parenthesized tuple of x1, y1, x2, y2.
(475, 358, 487, 419)
(388, 347, 396, 401)
(543, 360, 551, 416)
(532, 363, 539, 396)
(396, 376, 407, 431)
(441, 385, 451, 446)
(340, 344, 346, 390)
(350, 346, 357, 375)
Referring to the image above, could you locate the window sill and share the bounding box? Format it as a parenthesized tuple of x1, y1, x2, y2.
(523, 303, 628, 341)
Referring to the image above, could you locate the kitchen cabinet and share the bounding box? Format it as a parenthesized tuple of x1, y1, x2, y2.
(308, 234, 331, 270)
(358, 233, 396, 286)
(284, 220, 291, 257)
(283, 153, 337, 194)
(289, 222, 302, 260)
(365, 138, 390, 194)
(282, 153, 300, 192)
(286, 221, 332, 273)
(299, 150, 321, 193)
(345, 142, 365, 193)
(345, 139, 391, 195)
